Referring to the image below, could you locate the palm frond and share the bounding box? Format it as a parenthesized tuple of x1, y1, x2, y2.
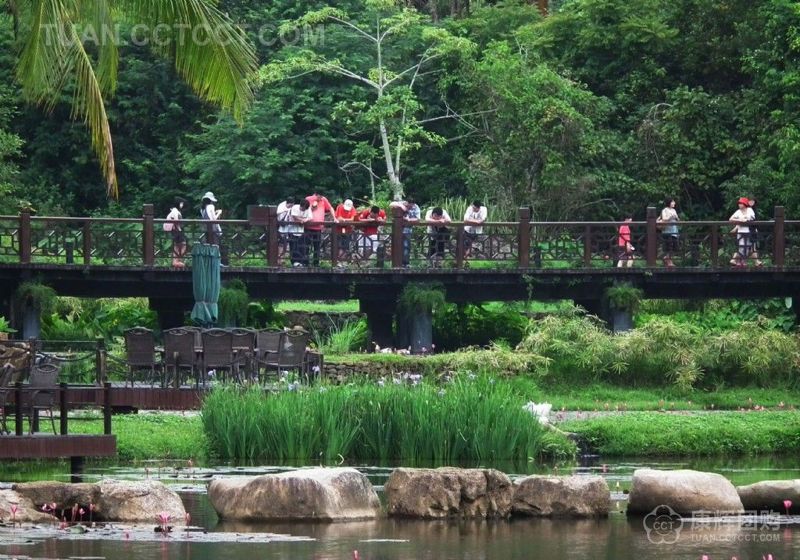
(116, 0, 257, 121)
(77, 0, 118, 94)
(62, 21, 117, 197)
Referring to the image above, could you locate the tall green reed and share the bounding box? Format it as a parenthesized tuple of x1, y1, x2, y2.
(201, 375, 569, 464)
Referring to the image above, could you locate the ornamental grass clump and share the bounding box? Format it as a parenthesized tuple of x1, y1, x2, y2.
(201, 375, 572, 463)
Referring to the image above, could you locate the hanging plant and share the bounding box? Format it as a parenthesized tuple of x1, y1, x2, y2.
(15, 281, 57, 314)
(605, 283, 644, 313)
(397, 282, 446, 317)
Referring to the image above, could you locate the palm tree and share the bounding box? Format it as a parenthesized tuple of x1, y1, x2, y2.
(8, 0, 258, 198)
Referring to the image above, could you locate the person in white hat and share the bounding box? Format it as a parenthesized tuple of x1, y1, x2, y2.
(201, 191, 228, 265)
(334, 199, 358, 266)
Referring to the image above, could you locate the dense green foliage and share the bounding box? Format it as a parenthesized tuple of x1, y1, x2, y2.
(3, 0, 799, 219)
(519, 313, 800, 390)
(202, 375, 573, 462)
(565, 411, 800, 456)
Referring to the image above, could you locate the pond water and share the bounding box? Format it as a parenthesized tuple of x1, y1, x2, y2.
(1, 456, 798, 560)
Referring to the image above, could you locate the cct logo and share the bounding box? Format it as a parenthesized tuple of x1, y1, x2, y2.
(643, 505, 684, 544)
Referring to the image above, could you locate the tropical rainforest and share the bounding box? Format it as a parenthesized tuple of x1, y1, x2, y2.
(1, 0, 798, 221)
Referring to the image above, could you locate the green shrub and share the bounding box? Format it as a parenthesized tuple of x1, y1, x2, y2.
(313, 318, 369, 353)
(218, 279, 249, 327)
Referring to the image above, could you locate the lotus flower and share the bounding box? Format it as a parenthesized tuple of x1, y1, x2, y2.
(185, 512, 191, 525)
(9, 504, 18, 522)
(157, 511, 171, 534)
(784, 499, 792, 515)
(79, 508, 85, 522)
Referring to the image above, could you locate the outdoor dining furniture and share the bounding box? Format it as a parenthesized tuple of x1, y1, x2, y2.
(163, 328, 199, 388)
(23, 363, 60, 434)
(230, 328, 257, 381)
(123, 327, 161, 386)
(201, 328, 238, 384)
(255, 330, 283, 380)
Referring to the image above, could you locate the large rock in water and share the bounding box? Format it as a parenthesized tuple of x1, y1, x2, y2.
(96, 480, 185, 522)
(13, 479, 184, 522)
(208, 467, 381, 521)
(627, 469, 744, 516)
(512, 475, 610, 517)
(737, 480, 800, 514)
(384, 467, 513, 519)
(0, 489, 54, 523)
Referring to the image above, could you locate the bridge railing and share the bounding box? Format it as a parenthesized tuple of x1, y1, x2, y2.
(0, 205, 790, 270)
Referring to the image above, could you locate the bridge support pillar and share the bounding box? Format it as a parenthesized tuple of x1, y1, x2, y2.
(21, 302, 41, 339)
(149, 298, 190, 331)
(575, 299, 633, 333)
(360, 299, 395, 350)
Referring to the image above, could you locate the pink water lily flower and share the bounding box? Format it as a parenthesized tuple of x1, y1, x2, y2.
(784, 499, 792, 514)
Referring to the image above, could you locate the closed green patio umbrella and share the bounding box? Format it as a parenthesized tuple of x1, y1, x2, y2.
(191, 243, 221, 326)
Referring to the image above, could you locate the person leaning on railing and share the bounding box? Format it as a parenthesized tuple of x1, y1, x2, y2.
(463, 200, 487, 261)
(425, 206, 452, 267)
(657, 198, 679, 268)
(390, 197, 420, 267)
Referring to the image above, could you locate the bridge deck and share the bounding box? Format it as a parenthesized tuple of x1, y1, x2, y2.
(0, 434, 116, 459)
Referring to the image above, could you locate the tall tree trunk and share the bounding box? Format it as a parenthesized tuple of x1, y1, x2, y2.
(379, 118, 402, 199)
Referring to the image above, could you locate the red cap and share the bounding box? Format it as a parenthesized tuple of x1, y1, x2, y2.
(738, 197, 749, 206)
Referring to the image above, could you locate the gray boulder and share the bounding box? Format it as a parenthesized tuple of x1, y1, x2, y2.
(627, 469, 743, 516)
(384, 467, 513, 519)
(512, 475, 610, 517)
(13, 479, 184, 523)
(208, 467, 380, 522)
(737, 480, 800, 514)
(96, 479, 185, 522)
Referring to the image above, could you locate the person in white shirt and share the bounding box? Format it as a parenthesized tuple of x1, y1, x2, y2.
(463, 200, 487, 259)
(289, 199, 312, 267)
(276, 196, 295, 261)
(425, 206, 451, 266)
(201, 191, 228, 265)
(165, 197, 186, 268)
(729, 196, 760, 267)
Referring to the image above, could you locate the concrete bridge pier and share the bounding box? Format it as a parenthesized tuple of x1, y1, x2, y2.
(149, 298, 191, 331)
(575, 298, 633, 333)
(360, 299, 396, 350)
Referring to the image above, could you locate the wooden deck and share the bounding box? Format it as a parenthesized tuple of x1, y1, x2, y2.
(0, 434, 116, 459)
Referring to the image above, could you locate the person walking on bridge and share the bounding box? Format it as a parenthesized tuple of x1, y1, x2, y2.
(657, 198, 679, 268)
(201, 192, 228, 266)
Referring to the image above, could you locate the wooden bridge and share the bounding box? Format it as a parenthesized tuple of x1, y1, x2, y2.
(1, 205, 800, 335)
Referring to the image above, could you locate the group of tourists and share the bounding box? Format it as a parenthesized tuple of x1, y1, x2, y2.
(617, 196, 763, 268)
(165, 191, 488, 268)
(276, 194, 487, 268)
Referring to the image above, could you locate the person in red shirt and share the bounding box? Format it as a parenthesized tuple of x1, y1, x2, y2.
(334, 199, 358, 266)
(304, 193, 337, 267)
(617, 214, 634, 268)
(356, 205, 386, 258)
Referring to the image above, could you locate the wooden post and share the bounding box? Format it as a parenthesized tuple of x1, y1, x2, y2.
(711, 225, 719, 268)
(14, 382, 23, 436)
(65, 241, 74, 264)
(583, 225, 592, 267)
(267, 205, 279, 267)
(537, 0, 548, 16)
(95, 337, 107, 385)
(774, 206, 785, 268)
(646, 207, 658, 267)
(83, 221, 92, 266)
(518, 207, 531, 268)
(20, 209, 31, 264)
(143, 204, 155, 266)
(455, 225, 465, 269)
(391, 206, 404, 268)
(103, 382, 112, 435)
(59, 382, 68, 435)
(330, 223, 339, 268)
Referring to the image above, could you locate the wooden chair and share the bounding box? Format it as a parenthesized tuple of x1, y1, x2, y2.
(255, 330, 284, 381)
(24, 363, 60, 434)
(163, 328, 198, 387)
(124, 327, 160, 386)
(277, 331, 319, 383)
(230, 328, 257, 381)
(200, 329, 237, 384)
